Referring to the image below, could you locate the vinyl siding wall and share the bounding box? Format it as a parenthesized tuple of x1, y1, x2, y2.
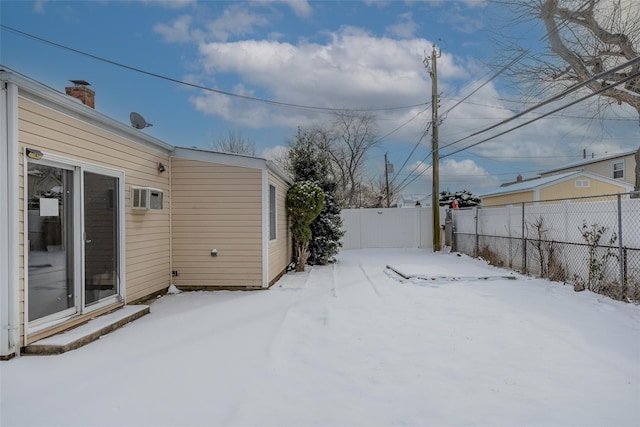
(18, 96, 171, 342)
(538, 178, 630, 200)
(543, 154, 636, 185)
(482, 191, 535, 207)
(171, 158, 263, 288)
(267, 171, 291, 285)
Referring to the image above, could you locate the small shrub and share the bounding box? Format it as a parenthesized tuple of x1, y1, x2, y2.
(477, 245, 501, 266)
(286, 181, 325, 272)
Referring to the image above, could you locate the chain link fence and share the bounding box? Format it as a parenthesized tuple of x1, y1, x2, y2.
(451, 192, 640, 302)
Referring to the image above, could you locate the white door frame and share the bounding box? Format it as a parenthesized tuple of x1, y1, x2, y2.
(24, 152, 125, 334)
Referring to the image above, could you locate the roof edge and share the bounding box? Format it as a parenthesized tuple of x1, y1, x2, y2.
(481, 171, 634, 198)
(171, 147, 292, 183)
(0, 66, 175, 153)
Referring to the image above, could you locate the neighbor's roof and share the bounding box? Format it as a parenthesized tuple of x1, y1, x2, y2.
(542, 149, 638, 175)
(480, 171, 634, 198)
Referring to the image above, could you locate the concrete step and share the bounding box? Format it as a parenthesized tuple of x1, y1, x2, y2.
(24, 305, 150, 355)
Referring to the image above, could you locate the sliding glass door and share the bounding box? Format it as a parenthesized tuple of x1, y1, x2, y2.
(84, 172, 119, 306)
(27, 163, 76, 322)
(27, 159, 122, 325)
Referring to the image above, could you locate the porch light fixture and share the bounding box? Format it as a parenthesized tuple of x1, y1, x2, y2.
(26, 148, 43, 160)
(157, 162, 166, 173)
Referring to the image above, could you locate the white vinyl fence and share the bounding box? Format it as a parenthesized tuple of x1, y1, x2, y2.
(341, 208, 440, 249)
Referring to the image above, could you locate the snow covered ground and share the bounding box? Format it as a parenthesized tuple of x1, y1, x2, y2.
(2, 249, 639, 427)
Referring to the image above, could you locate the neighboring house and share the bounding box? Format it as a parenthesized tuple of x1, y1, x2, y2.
(0, 68, 291, 358)
(480, 171, 634, 206)
(540, 149, 638, 187)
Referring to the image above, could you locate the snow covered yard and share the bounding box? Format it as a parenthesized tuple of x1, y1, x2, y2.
(1, 249, 639, 427)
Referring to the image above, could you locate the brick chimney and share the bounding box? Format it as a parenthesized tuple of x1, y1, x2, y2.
(65, 80, 95, 108)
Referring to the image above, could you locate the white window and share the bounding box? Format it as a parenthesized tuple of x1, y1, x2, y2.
(269, 184, 277, 241)
(575, 179, 590, 188)
(612, 160, 624, 180)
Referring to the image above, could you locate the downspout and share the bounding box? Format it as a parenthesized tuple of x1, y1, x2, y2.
(4, 81, 20, 356)
(169, 155, 173, 287)
(0, 81, 10, 357)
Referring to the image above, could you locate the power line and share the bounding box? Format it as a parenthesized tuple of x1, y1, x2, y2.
(0, 25, 429, 114)
(438, 55, 640, 153)
(388, 51, 527, 189)
(394, 68, 639, 192)
(388, 122, 432, 187)
(440, 50, 528, 119)
(441, 70, 640, 159)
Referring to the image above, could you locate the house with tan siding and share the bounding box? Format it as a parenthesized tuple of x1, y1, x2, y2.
(0, 68, 291, 359)
(480, 171, 634, 207)
(540, 149, 638, 187)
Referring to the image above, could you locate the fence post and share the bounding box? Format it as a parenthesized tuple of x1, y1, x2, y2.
(522, 202, 527, 275)
(474, 206, 479, 257)
(617, 194, 624, 288)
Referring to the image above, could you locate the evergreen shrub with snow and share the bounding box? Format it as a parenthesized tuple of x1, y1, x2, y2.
(289, 129, 344, 265)
(286, 181, 325, 272)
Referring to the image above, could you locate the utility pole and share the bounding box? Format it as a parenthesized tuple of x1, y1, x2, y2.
(425, 44, 441, 252)
(384, 152, 393, 208)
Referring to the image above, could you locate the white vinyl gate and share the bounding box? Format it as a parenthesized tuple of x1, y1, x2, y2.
(340, 208, 437, 249)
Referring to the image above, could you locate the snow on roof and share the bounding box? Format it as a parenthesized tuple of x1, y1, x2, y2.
(480, 170, 634, 198)
(542, 149, 637, 174)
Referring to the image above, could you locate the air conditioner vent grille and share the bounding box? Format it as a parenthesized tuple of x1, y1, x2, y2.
(131, 186, 163, 210)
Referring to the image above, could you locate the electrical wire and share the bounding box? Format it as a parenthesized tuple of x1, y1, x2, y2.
(440, 50, 529, 119)
(440, 70, 640, 159)
(438, 55, 640, 153)
(0, 24, 429, 114)
(393, 69, 639, 193)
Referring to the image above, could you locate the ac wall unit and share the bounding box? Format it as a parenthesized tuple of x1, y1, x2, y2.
(132, 186, 163, 210)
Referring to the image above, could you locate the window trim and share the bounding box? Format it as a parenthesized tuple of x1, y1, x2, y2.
(269, 183, 277, 241)
(611, 159, 624, 180)
(24, 152, 125, 334)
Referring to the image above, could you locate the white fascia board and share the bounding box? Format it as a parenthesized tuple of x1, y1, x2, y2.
(266, 160, 292, 185)
(171, 147, 267, 170)
(171, 148, 293, 186)
(0, 69, 174, 155)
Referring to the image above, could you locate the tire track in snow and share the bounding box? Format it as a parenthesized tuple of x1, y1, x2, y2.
(332, 262, 338, 298)
(360, 264, 382, 297)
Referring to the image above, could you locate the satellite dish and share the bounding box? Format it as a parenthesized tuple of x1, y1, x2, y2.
(130, 112, 153, 129)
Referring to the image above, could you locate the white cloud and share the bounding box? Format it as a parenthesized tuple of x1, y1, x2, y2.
(141, 0, 196, 9)
(205, 5, 269, 42)
(262, 144, 290, 162)
(281, 0, 312, 18)
(386, 12, 418, 38)
(154, 15, 195, 43)
(440, 158, 500, 189)
(404, 158, 500, 194)
(33, 1, 47, 13)
(190, 27, 469, 130)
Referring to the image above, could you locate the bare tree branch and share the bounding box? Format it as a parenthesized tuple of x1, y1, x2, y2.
(211, 130, 257, 156)
(491, 0, 640, 115)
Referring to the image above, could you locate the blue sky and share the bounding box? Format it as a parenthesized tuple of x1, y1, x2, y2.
(2, 0, 638, 196)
